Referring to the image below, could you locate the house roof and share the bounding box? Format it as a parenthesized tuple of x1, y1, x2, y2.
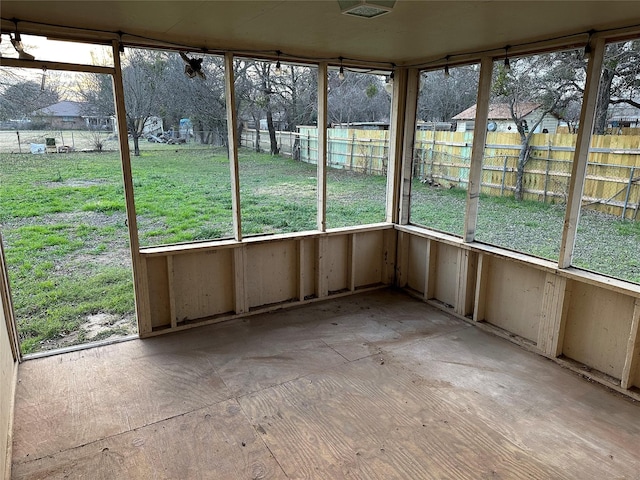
(2, 2, 640, 67)
(33, 101, 83, 118)
(452, 103, 542, 121)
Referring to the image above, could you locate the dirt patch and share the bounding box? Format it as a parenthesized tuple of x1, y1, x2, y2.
(44, 179, 109, 188)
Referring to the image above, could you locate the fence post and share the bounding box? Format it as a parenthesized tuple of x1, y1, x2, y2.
(623, 166, 635, 220)
(543, 155, 551, 203)
(500, 155, 508, 196)
(349, 134, 355, 171)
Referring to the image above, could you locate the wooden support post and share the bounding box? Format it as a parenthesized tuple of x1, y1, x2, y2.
(424, 239, 437, 300)
(111, 40, 151, 336)
(558, 38, 606, 268)
(455, 249, 475, 317)
(225, 53, 243, 241)
(316, 237, 329, 298)
(463, 56, 493, 242)
(395, 231, 410, 288)
(166, 255, 177, 328)
(537, 274, 568, 357)
(297, 240, 305, 301)
(623, 166, 635, 219)
(394, 68, 419, 225)
(317, 63, 328, 231)
(381, 229, 396, 285)
(348, 234, 356, 292)
(621, 298, 640, 389)
(233, 245, 247, 314)
(473, 253, 489, 322)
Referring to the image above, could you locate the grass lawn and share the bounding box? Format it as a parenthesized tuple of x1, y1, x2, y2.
(1, 146, 640, 354)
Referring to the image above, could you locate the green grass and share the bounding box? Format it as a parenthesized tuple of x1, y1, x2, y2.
(2, 146, 640, 353)
(410, 181, 640, 283)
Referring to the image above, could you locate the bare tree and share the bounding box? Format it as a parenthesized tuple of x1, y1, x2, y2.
(121, 49, 169, 156)
(593, 40, 640, 134)
(327, 71, 390, 125)
(492, 52, 580, 200)
(0, 75, 59, 123)
(417, 65, 479, 123)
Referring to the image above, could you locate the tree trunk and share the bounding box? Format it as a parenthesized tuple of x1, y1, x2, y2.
(266, 107, 279, 155)
(594, 68, 615, 135)
(514, 138, 532, 201)
(133, 134, 140, 156)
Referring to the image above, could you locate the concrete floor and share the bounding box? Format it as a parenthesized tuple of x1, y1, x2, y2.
(10, 289, 640, 479)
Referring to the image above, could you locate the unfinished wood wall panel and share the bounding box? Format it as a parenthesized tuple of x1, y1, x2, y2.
(1, 294, 17, 480)
(432, 242, 458, 308)
(563, 281, 634, 379)
(172, 250, 234, 322)
(327, 235, 349, 293)
(145, 256, 171, 330)
(406, 235, 427, 295)
(484, 258, 544, 343)
(246, 241, 297, 308)
(353, 231, 383, 288)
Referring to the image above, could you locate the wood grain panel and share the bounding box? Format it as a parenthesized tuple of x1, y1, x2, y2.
(239, 357, 570, 479)
(172, 249, 234, 322)
(12, 399, 286, 480)
(300, 238, 316, 299)
(327, 235, 349, 293)
(433, 242, 458, 308)
(246, 241, 297, 308)
(144, 255, 171, 329)
(353, 231, 383, 288)
(11, 340, 231, 463)
(563, 281, 634, 379)
(484, 258, 545, 342)
(406, 234, 427, 294)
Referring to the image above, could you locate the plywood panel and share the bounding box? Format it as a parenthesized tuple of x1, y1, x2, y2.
(407, 235, 427, 294)
(145, 255, 171, 329)
(484, 258, 545, 342)
(12, 399, 286, 480)
(172, 249, 234, 322)
(1, 295, 17, 480)
(327, 235, 348, 293)
(246, 241, 297, 308)
(563, 281, 634, 379)
(433, 242, 458, 308)
(353, 231, 383, 288)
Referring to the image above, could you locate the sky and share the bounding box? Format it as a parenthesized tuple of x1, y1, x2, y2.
(2, 33, 113, 66)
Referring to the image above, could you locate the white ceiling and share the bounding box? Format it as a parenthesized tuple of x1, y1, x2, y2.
(2, 1, 640, 67)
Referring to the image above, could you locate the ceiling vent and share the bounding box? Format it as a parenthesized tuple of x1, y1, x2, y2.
(338, 0, 396, 18)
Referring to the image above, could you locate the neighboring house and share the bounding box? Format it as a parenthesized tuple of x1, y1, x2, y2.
(452, 102, 560, 134)
(607, 103, 640, 131)
(32, 101, 114, 130)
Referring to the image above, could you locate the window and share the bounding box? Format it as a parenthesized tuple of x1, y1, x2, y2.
(410, 65, 479, 235)
(123, 48, 233, 246)
(474, 49, 586, 261)
(235, 59, 318, 235)
(326, 69, 391, 228)
(572, 38, 640, 283)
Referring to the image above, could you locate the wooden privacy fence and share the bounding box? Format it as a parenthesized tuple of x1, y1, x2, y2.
(241, 128, 640, 219)
(242, 127, 389, 175)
